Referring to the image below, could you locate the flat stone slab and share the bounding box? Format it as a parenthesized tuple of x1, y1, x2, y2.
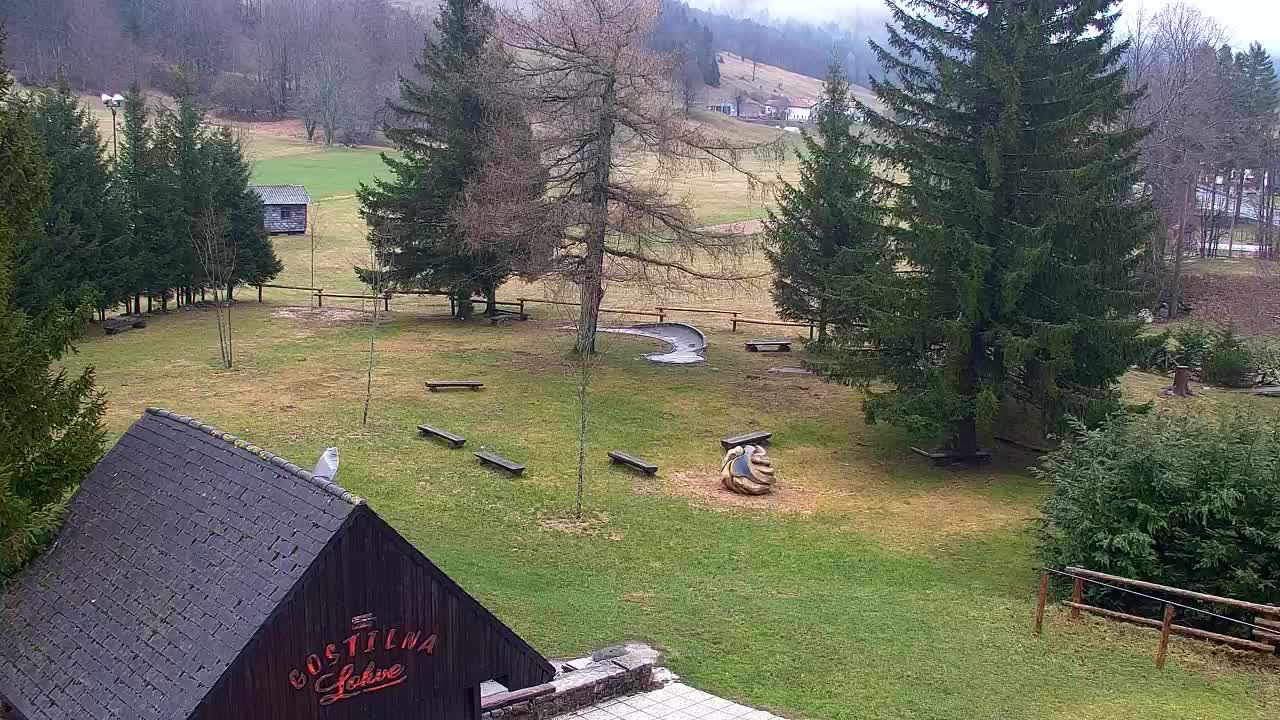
(595, 323, 707, 364)
(551, 682, 788, 720)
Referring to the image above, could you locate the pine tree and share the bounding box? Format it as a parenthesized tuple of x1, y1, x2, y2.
(13, 80, 127, 318)
(205, 126, 282, 296)
(0, 30, 106, 578)
(159, 68, 208, 306)
(845, 0, 1152, 457)
(117, 82, 163, 314)
(358, 0, 518, 318)
(765, 59, 890, 340)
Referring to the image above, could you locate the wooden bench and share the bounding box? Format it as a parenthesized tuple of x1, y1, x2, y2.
(475, 450, 524, 476)
(426, 380, 484, 392)
(745, 339, 792, 352)
(418, 424, 465, 448)
(607, 450, 657, 476)
(721, 431, 772, 450)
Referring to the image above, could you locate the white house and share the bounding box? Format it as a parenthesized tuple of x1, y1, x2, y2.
(786, 104, 814, 122)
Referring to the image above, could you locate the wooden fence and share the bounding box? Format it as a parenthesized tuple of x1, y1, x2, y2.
(1035, 566, 1280, 669)
(252, 285, 819, 335)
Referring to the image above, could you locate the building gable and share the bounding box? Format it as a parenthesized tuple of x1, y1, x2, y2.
(193, 507, 553, 720)
(0, 410, 552, 720)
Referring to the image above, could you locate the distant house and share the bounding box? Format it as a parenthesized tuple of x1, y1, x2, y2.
(252, 184, 310, 235)
(0, 408, 555, 720)
(786, 104, 815, 123)
(706, 102, 737, 116)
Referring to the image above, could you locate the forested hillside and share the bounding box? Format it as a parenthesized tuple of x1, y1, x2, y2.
(1, 0, 883, 130)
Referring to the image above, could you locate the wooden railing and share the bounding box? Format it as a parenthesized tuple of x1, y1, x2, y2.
(1035, 567, 1280, 669)
(730, 316, 816, 340)
(252, 286, 823, 335)
(518, 297, 665, 321)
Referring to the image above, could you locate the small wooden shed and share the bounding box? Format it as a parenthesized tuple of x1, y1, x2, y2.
(252, 185, 310, 235)
(0, 408, 554, 720)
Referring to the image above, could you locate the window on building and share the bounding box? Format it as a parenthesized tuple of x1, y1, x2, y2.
(280, 207, 292, 220)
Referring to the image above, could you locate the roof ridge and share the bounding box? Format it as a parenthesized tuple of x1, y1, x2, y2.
(144, 407, 364, 506)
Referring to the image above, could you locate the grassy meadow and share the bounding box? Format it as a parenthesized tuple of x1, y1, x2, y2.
(66, 107, 1280, 717)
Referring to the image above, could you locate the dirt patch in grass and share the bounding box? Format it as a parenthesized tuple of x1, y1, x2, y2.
(1178, 272, 1280, 336)
(537, 511, 613, 536)
(664, 468, 822, 514)
(271, 305, 373, 324)
(662, 450, 1033, 549)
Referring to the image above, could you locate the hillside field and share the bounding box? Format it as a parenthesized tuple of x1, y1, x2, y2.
(54, 85, 1280, 719)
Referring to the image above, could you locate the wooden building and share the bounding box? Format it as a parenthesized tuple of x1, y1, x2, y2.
(252, 185, 310, 235)
(0, 408, 554, 720)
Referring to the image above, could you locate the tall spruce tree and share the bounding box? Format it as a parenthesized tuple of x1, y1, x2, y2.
(159, 68, 208, 307)
(204, 126, 282, 297)
(0, 31, 106, 578)
(13, 81, 128, 318)
(118, 83, 164, 314)
(765, 59, 890, 339)
(841, 0, 1151, 458)
(358, 0, 519, 318)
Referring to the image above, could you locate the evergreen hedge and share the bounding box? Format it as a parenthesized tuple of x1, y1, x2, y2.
(1037, 411, 1280, 616)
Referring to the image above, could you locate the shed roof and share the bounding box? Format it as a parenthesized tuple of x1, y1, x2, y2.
(251, 185, 310, 205)
(0, 409, 360, 720)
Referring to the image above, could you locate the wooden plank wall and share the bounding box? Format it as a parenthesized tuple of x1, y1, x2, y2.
(193, 507, 550, 720)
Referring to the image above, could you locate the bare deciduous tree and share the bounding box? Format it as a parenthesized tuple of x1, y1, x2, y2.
(1127, 3, 1232, 317)
(192, 204, 237, 368)
(464, 0, 781, 355)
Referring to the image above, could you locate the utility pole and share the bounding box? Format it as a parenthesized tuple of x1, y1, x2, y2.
(100, 93, 124, 163)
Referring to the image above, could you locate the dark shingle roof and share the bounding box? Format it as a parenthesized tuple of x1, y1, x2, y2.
(250, 184, 310, 205)
(0, 409, 362, 720)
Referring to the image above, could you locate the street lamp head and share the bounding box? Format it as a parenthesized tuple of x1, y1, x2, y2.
(112, 94, 124, 103)
(101, 93, 112, 105)
(101, 93, 124, 108)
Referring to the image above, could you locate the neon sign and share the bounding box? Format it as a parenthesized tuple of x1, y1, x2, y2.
(288, 615, 438, 706)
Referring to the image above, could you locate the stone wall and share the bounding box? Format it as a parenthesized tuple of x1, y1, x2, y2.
(484, 642, 661, 720)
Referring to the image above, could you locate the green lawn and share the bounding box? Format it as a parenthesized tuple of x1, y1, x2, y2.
(66, 303, 1280, 719)
(251, 146, 393, 200)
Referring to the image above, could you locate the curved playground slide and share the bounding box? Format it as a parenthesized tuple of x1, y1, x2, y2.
(597, 322, 706, 364)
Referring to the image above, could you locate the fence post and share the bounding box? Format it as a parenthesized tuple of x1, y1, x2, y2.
(810, 324, 815, 341)
(317, 290, 324, 308)
(1070, 576, 1083, 619)
(1034, 570, 1049, 635)
(659, 310, 666, 323)
(257, 284, 262, 303)
(732, 317, 738, 333)
(384, 292, 390, 312)
(1155, 603, 1176, 670)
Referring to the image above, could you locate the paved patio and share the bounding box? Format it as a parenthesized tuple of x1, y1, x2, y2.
(553, 682, 785, 720)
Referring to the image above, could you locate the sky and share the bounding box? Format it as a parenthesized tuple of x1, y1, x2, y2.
(686, 0, 1279, 50)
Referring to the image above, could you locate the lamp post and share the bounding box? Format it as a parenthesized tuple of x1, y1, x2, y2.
(100, 93, 124, 163)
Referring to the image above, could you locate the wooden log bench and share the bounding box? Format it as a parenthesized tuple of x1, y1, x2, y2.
(607, 450, 657, 476)
(426, 380, 484, 392)
(475, 450, 524, 476)
(418, 424, 465, 448)
(721, 431, 772, 450)
(745, 338, 792, 352)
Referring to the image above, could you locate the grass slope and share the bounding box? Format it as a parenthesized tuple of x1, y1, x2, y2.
(64, 302, 1280, 719)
